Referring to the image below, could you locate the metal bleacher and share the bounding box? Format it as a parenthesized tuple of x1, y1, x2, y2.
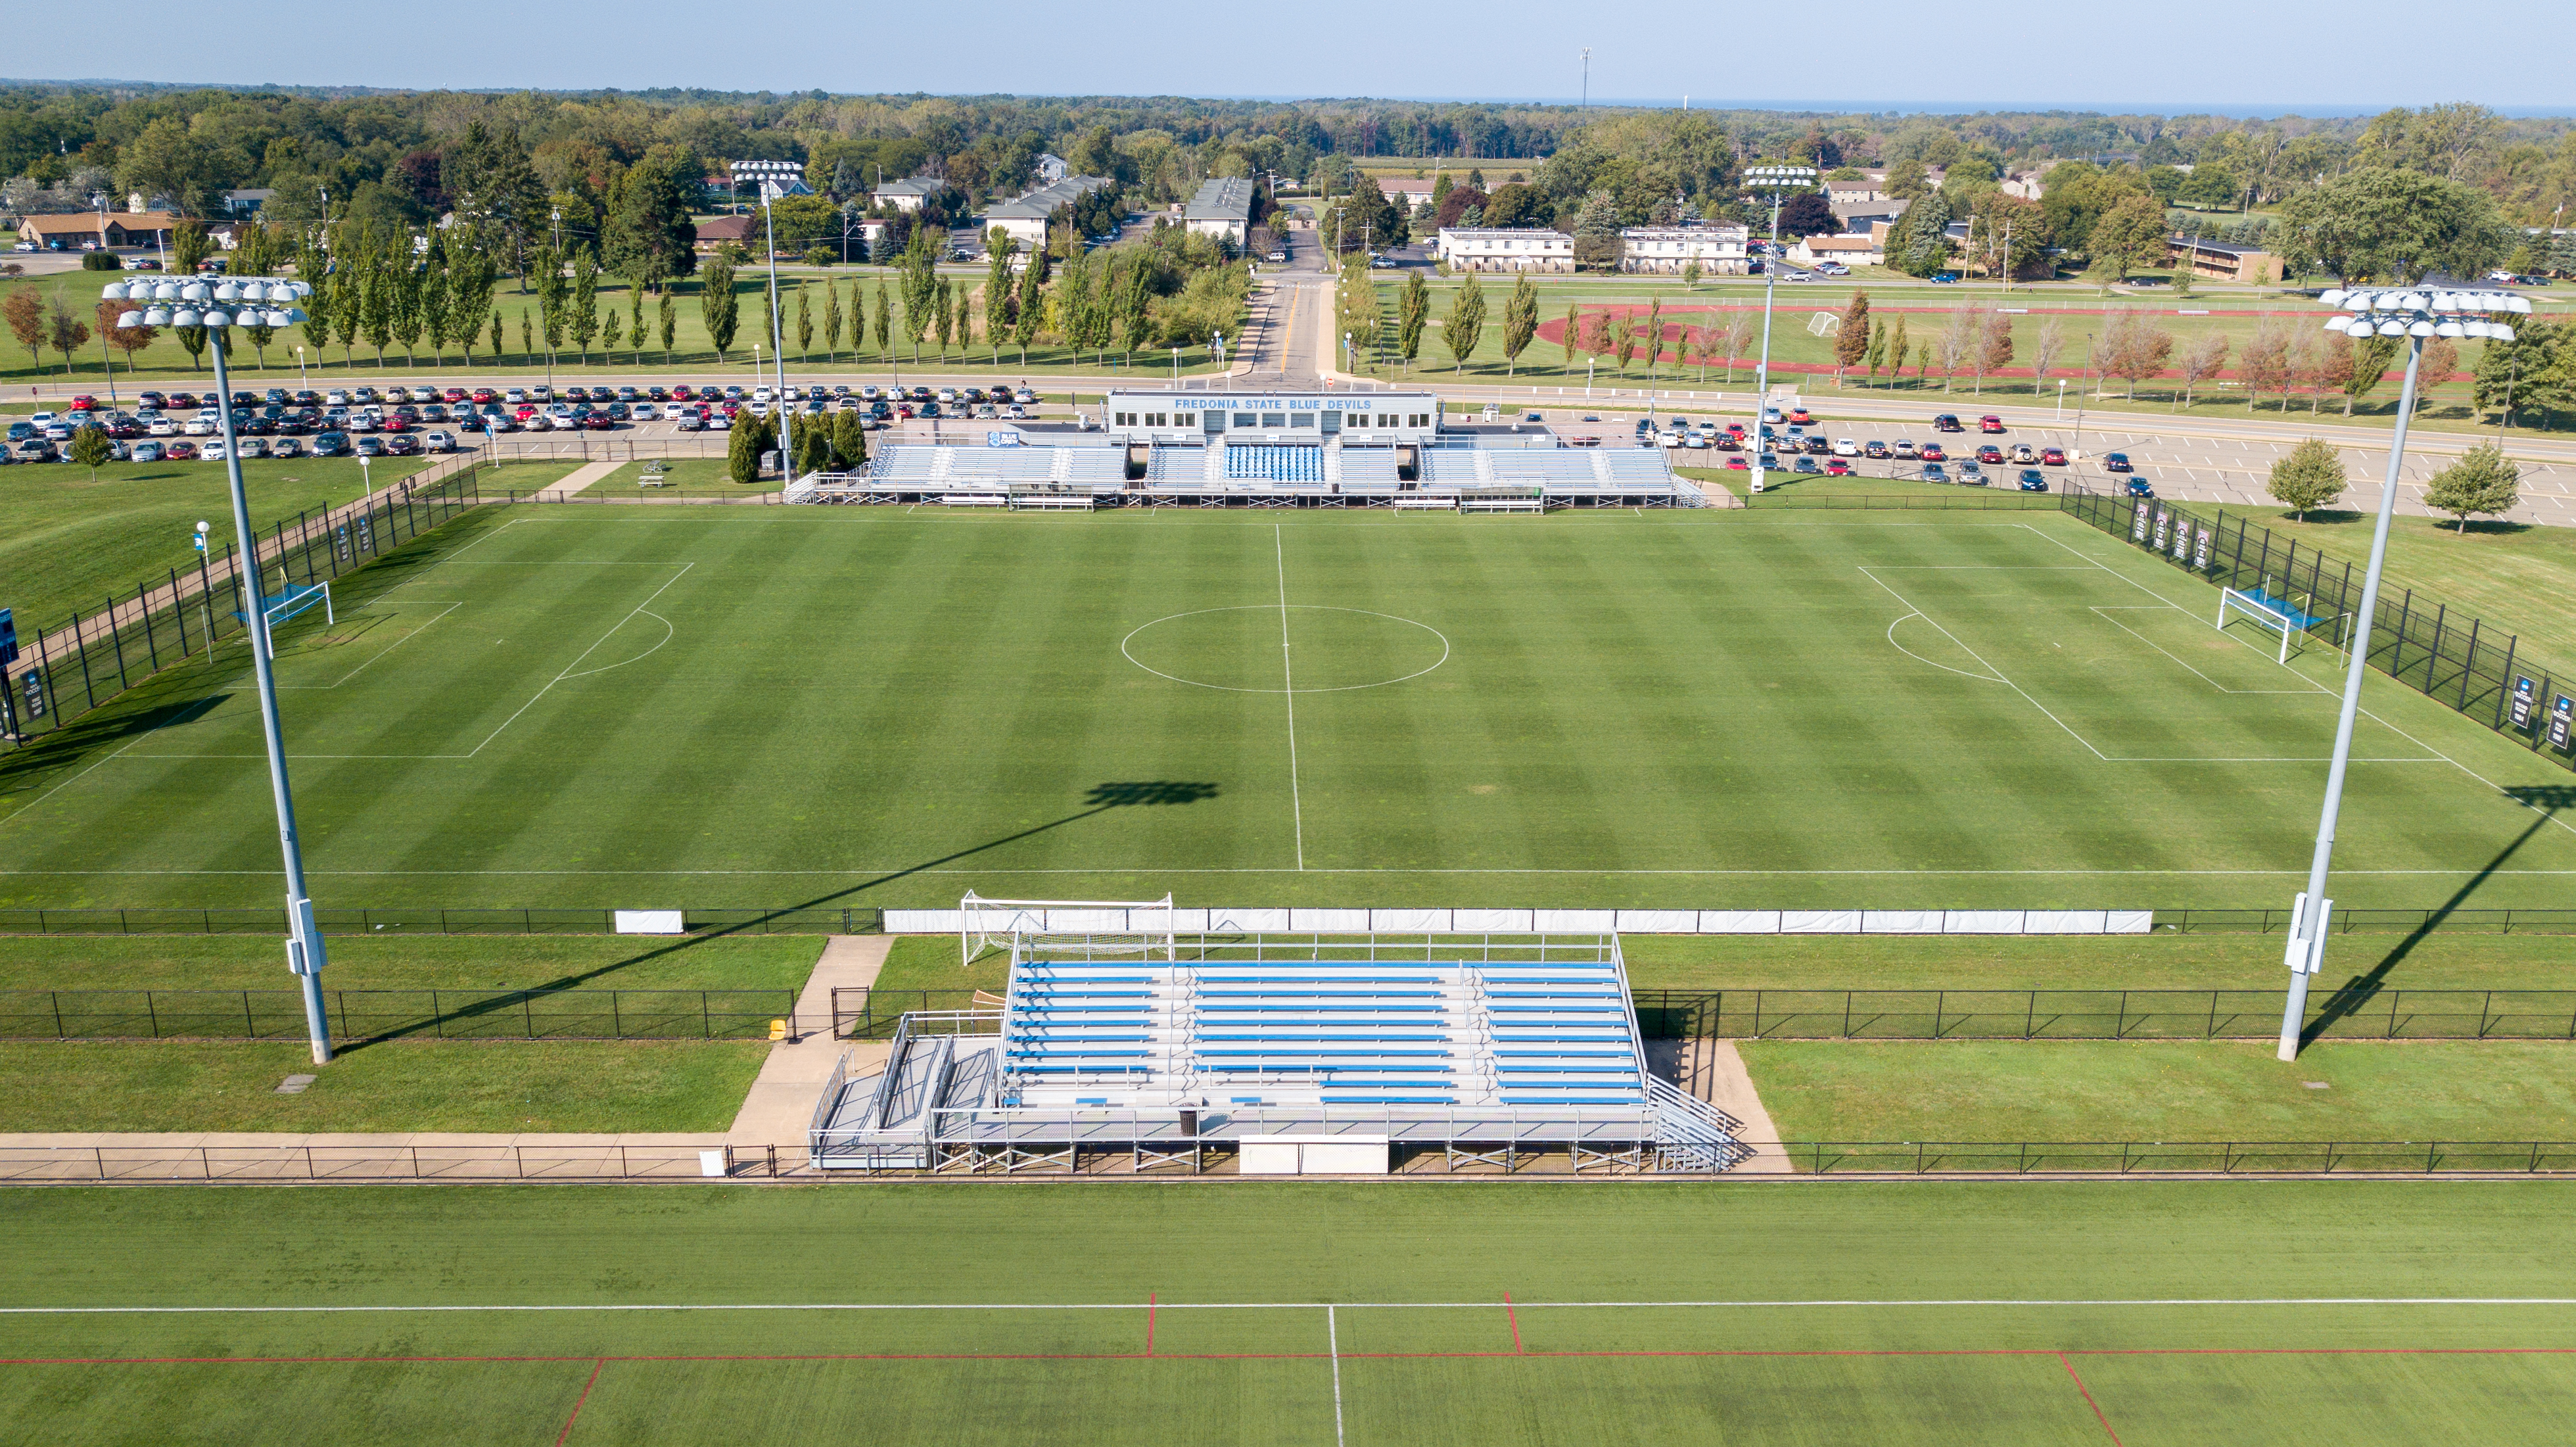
(809, 932, 1747, 1174)
(1224, 445, 1324, 483)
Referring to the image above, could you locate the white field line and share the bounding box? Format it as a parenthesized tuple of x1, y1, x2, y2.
(9, 1296, 2576, 1316)
(0, 696, 223, 824)
(2085, 607, 2343, 698)
(275, 602, 465, 690)
(2015, 523, 2576, 841)
(1326, 1304, 1347, 1447)
(12, 866, 2575, 878)
(1860, 566, 2107, 761)
(1276, 524, 1305, 872)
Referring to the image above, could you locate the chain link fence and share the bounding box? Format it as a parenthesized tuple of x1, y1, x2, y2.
(0, 986, 801, 1043)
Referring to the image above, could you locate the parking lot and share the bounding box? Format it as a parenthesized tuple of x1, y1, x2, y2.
(3, 379, 1052, 466)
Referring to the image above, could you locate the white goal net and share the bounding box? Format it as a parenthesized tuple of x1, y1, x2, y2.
(2218, 586, 2313, 665)
(960, 892, 1177, 966)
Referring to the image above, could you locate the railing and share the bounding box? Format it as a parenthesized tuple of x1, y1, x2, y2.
(5, 1138, 2576, 1183)
(1634, 987, 2576, 1041)
(2060, 486, 2576, 771)
(1743, 488, 2070, 510)
(2149, 907, 2576, 935)
(0, 987, 801, 1042)
(3, 463, 484, 742)
(0, 906, 880, 936)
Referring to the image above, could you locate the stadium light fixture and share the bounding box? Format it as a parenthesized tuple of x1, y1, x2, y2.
(105, 276, 335, 1066)
(732, 160, 805, 480)
(2274, 284, 2527, 1061)
(1739, 166, 1816, 498)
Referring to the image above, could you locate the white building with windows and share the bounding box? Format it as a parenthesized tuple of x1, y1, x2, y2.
(1618, 224, 1750, 275)
(985, 176, 1115, 250)
(1183, 177, 1257, 244)
(872, 178, 946, 212)
(1434, 227, 1573, 273)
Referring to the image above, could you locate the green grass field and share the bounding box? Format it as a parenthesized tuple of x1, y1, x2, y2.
(4, 503, 2572, 914)
(4, 1181, 2575, 1444)
(0, 933, 822, 991)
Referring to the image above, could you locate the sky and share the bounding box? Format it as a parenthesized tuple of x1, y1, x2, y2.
(15, 0, 2575, 115)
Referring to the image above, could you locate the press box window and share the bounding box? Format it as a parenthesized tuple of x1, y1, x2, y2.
(1173, 412, 1195, 427)
(1291, 414, 1316, 428)
(1259, 413, 1286, 429)
(1233, 413, 1257, 428)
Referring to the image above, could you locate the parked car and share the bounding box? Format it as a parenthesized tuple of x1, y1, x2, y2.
(1975, 445, 2004, 464)
(2125, 477, 2154, 498)
(2040, 447, 2069, 466)
(1957, 462, 1986, 485)
(423, 431, 456, 453)
(1921, 462, 1948, 483)
(2103, 452, 2132, 473)
(1823, 457, 1852, 475)
(129, 440, 164, 463)
(1891, 439, 1918, 458)
(1978, 415, 2005, 433)
(1832, 438, 1860, 456)
(269, 437, 302, 458)
(310, 433, 348, 456)
(2009, 444, 2037, 464)
(383, 435, 420, 456)
(353, 435, 385, 456)
(1919, 444, 1948, 462)
(1931, 414, 1961, 432)
(2019, 471, 2051, 492)
(200, 440, 230, 462)
(1792, 455, 1822, 474)
(164, 440, 197, 460)
(1863, 440, 1890, 460)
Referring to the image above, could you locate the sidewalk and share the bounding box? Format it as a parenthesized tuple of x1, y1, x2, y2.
(531, 458, 625, 500)
(728, 936, 894, 1149)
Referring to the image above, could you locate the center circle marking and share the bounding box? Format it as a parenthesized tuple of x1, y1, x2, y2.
(1121, 606, 1451, 694)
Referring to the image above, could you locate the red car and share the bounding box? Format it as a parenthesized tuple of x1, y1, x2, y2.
(1919, 444, 1948, 462)
(1979, 415, 2005, 434)
(1723, 455, 1749, 471)
(671, 384, 695, 400)
(380, 414, 409, 432)
(69, 394, 98, 411)
(165, 440, 198, 460)
(2040, 447, 2069, 466)
(1824, 458, 1852, 475)
(470, 387, 497, 404)
(1787, 407, 1813, 425)
(443, 387, 469, 402)
(581, 413, 615, 431)
(1975, 444, 2004, 463)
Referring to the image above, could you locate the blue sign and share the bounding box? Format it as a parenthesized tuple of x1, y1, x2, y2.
(0, 607, 13, 667)
(987, 431, 1021, 448)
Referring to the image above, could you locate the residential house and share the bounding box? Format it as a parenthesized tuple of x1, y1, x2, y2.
(18, 210, 177, 250)
(222, 189, 273, 216)
(985, 176, 1114, 250)
(871, 178, 946, 213)
(1182, 176, 1256, 245)
(1617, 224, 1750, 275)
(1434, 227, 1574, 273)
(1789, 233, 1886, 268)
(1035, 153, 1070, 183)
(691, 214, 760, 254)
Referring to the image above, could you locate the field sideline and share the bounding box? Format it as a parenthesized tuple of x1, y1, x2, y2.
(2, 1181, 2573, 1444)
(3, 504, 2571, 913)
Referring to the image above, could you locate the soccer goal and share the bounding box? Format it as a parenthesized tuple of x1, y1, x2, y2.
(960, 891, 1176, 967)
(2218, 584, 2320, 664)
(236, 581, 332, 649)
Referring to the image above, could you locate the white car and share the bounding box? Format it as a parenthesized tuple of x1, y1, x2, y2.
(199, 440, 229, 462)
(347, 411, 379, 433)
(423, 431, 456, 453)
(629, 402, 657, 421)
(28, 410, 58, 427)
(1833, 438, 1860, 457)
(146, 416, 177, 437)
(750, 386, 774, 405)
(324, 390, 350, 406)
(503, 387, 527, 405)
(935, 387, 958, 404)
(182, 417, 216, 437)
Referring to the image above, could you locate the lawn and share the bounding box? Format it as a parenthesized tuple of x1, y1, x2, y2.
(0, 932, 823, 992)
(1744, 1039, 2576, 1148)
(0, 455, 436, 634)
(1618, 930, 2576, 993)
(594, 458, 784, 497)
(5, 504, 2572, 914)
(2190, 503, 2576, 674)
(1363, 274, 2567, 439)
(0, 1039, 763, 1132)
(3, 1181, 2575, 1444)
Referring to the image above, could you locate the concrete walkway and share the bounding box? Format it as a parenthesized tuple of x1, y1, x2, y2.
(727, 935, 895, 1148)
(530, 458, 625, 500)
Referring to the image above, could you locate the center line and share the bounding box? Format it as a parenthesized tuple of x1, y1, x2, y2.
(1276, 524, 1305, 871)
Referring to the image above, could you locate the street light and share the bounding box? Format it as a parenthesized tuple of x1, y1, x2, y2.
(733, 158, 804, 480)
(1740, 164, 1817, 496)
(2272, 284, 2530, 1061)
(104, 274, 334, 1066)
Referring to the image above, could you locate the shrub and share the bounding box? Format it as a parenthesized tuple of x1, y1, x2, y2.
(81, 250, 124, 272)
(802, 247, 838, 267)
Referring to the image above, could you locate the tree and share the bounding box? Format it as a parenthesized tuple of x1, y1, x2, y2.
(1934, 305, 1977, 392)
(46, 298, 89, 377)
(726, 407, 768, 486)
(797, 282, 815, 359)
(1499, 275, 1538, 377)
(822, 279, 844, 361)
(419, 262, 452, 364)
(1557, 302, 1578, 375)
(2238, 320, 2291, 410)
(2276, 168, 2514, 283)
(2310, 331, 2354, 415)
(1863, 316, 1886, 384)
(1884, 315, 1909, 388)
(116, 116, 222, 216)
(2088, 193, 2169, 283)
(1613, 315, 1637, 377)
(1886, 189, 1954, 276)
(1445, 273, 1486, 372)
(96, 298, 155, 371)
(830, 406, 868, 473)
(1779, 193, 1837, 237)
(1570, 191, 1623, 271)
(1012, 258, 1041, 364)
(568, 252, 599, 363)
(2174, 333, 2229, 410)
(1975, 310, 2014, 396)
(599, 302, 624, 357)
(2412, 338, 2460, 414)
(2266, 438, 2347, 520)
(600, 154, 699, 284)
(68, 423, 112, 479)
(388, 256, 425, 365)
(658, 293, 677, 364)
(6, 290, 49, 371)
(170, 220, 212, 276)
(2342, 334, 2401, 414)
(1681, 258, 1702, 292)
(1833, 291, 1870, 384)
(700, 252, 739, 360)
(1641, 298, 1664, 377)
(2423, 443, 2520, 531)
(1726, 313, 1758, 387)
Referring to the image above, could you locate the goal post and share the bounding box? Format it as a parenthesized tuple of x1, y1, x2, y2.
(960, 892, 1176, 967)
(2218, 585, 2308, 665)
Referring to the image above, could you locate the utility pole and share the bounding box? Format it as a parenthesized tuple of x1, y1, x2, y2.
(1580, 48, 1592, 110)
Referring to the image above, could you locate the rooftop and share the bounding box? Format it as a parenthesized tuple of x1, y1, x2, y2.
(989, 175, 1112, 222)
(1184, 176, 1256, 224)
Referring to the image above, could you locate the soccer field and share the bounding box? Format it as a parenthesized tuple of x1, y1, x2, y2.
(5, 1182, 2575, 1445)
(3, 505, 2570, 911)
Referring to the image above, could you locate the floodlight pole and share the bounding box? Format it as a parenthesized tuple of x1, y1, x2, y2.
(210, 322, 333, 1064)
(1741, 166, 1812, 496)
(761, 185, 793, 479)
(2276, 330, 2424, 1060)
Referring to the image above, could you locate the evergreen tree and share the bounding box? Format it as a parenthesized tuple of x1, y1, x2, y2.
(569, 253, 599, 363)
(519, 308, 533, 360)
(933, 277, 953, 358)
(871, 283, 891, 361)
(726, 405, 766, 485)
(1560, 303, 1578, 374)
(823, 279, 843, 360)
(388, 252, 424, 366)
(419, 262, 452, 364)
(1500, 274, 1539, 377)
(1834, 291, 1871, 383)
(600, 304, 624, 356)
(1390, 273, 1429, 375)
(1642, 298, 1664, 377)
(1445, 273, 1487, 372)
(1887, 315, 1910, 387)
(1863, 316, 1886, 383)
(830, 406, 868, 471)
(797, 282, 814, 359)
(1013, 254, 1042, 364)
(700, 252, 740, 360)
(659, 294, 677, 364)
(628, 289, 645, 364)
